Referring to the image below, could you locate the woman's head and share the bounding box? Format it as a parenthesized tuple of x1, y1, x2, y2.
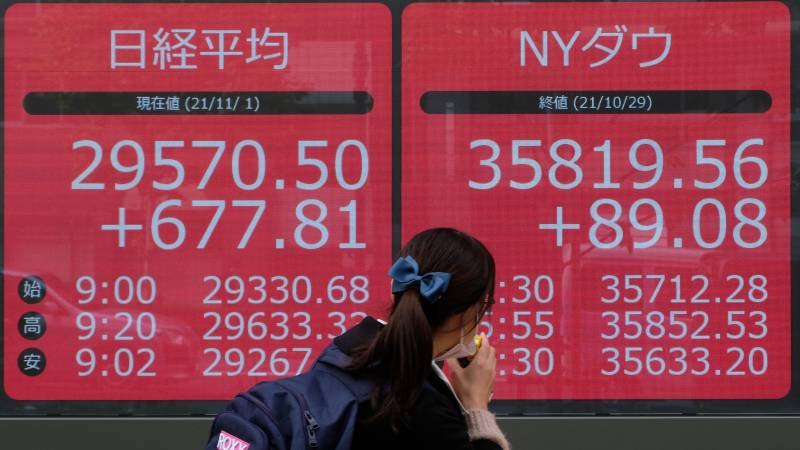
(346, 227, 496, 432)
(394, 227, 495, 332)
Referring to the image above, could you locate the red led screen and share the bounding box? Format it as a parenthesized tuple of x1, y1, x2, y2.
(402, 2, 791, 398)
(2, 0, 795, 405)
(4, 3, 392, 399)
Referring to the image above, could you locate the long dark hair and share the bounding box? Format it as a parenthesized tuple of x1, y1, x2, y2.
(346, 227, 496, 433)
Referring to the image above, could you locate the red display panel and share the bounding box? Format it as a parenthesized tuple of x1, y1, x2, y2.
(403, 2, 791, 399)
(4, 3, 392, 399)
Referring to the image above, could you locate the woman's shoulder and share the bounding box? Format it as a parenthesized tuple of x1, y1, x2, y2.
(357, 366, 466, 428)
(354, 373, 505, 450)
(420, 365, 467, 414)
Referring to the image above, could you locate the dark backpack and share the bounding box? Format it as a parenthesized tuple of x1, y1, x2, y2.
(205, 341, 375, 450)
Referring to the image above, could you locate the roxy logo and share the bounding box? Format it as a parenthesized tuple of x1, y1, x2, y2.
(217, 431, 250, 450)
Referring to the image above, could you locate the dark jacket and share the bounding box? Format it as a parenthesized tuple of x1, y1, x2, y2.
(335, 316, 503, 450)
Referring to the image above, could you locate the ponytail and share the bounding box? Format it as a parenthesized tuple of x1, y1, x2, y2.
(346, 288, 433, 433)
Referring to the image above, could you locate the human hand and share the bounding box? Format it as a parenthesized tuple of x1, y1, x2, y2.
(446, 332, 496, 410)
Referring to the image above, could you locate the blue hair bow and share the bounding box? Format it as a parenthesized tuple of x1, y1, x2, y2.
(388, 255, 451, 303)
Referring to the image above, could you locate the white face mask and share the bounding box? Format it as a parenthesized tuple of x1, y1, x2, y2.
(434, 309, 480, 361)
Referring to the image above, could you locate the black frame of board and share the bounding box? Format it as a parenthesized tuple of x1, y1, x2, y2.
(1, 0, 798, 417)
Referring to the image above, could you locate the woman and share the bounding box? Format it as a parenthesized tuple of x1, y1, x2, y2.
(336, 227, 511, 450)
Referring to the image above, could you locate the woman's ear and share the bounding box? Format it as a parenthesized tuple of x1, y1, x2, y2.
(458, 309, 466, 324)
(463, 304, 481, 333)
